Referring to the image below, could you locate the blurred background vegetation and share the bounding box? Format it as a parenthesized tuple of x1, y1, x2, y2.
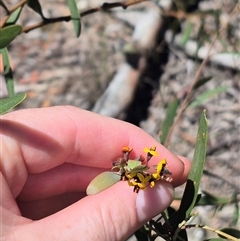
(0, 0, 239, 240)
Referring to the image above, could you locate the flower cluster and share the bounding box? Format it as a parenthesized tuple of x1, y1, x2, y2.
(112, 146, 172, 193)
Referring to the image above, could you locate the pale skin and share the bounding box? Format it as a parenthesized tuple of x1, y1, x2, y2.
(1, 106, 191, 241)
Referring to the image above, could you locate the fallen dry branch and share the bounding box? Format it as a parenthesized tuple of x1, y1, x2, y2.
(92, 3, 170, 117)
(165, 31, 240, 71)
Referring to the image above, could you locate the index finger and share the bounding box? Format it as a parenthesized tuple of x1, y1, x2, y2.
(1, 106, 190, 192)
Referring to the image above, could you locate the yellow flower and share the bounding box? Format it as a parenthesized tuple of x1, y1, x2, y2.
(137, 173, 151, 184)
(151, 159, 167, 180)
(116, 146, 172, 192)
(149, 180, 155, 188)
(128, 179, 146, 190)
(143, 146, 158, 157)
(127, 173, 152, 192)
(126, 172, 137, 179)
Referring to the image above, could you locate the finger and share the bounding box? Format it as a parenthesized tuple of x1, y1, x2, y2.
(18, 154, 190, 202)
(176, 156, 191, 186)
(17, 155, 190, 218)
(18, 155, 187, 206)
(16, 180, 174, 241)
(2, 106, 190, 198)
(2, 106, 185, 171)
(17, 192, 85, 220)
(17, 164, 105, 201)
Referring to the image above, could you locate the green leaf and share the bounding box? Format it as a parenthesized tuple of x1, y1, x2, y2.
(219, 228, 240, 239)
(193, 76, 213, 90)
(0, 25, 22, 49)
(131, 165, 148, 173)
(232, 202, 239, 226)
(86, 172, 121, 195)
(175, 179, 195, 224)
(197, 191, 230, 206)
(180, 21, 193, 47)
(214, 9, 221, 32)
(189, 86, 229, 108)
(6, 6, 23, 25)
(0, 93, 26, 115)
(126, 160, 149, 173)
(134, 228, 149, 241)
(177, 110, 208, 221)
(127, 160, 142, 170)
(160, 99, 179, 145)
(66, 0, 81, 37)
(27, 0, 45, 18)
(0, 48, 14, 97)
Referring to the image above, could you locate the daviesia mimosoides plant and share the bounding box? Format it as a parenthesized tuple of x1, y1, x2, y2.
(86, 146, 172, 195)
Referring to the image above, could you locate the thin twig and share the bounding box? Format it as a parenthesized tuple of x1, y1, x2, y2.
(163, 2, 240, 147)
(0, 2, 10, 14)
(22, 0, 149, 33)
(10, 0, 27, 13)
(0, 16, 9, 28)
(183, 224, 239, 241)
(0, 0, 27, 28)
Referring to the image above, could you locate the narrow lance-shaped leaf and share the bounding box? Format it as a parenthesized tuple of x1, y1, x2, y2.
(196, 191, 230, 206)
(66, 0, 81, 37)
(86, 172, 121, 195)
(0, 93, 26, 115)
(214, 9, 220, 32)
(189, 86, 229, 108)
(0, 25, 22, 49)
(160, 99, 179, 145)
(180, 21, 193, 47)
(177, 110, 208, 221)
(27, 0, 45, 19)
(0, 48, 14, 97)
(193, 76, 212, 90)
(232, 201, 239, 225)
(6, 6, 23, 25)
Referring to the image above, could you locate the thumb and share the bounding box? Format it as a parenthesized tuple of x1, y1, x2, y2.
(17, 181, 173, 241)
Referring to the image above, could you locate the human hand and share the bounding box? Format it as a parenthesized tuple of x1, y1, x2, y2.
(1, 106, 191, 241)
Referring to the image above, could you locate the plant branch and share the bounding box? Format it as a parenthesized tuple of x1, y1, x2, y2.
(22, 0, 149, 33)
(0, 0, 27, 28)
(0, 16, 9, 28)
(163, 2, 240, 147)
(183, 224, 239, 241)
(10, 0, 27, 13)
(0, 1, 10, 14)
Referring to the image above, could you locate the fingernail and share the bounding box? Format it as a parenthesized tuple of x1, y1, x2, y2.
(136, 182, 174, 222)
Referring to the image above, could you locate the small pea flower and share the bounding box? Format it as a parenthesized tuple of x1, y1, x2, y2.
(151, 159, 167, 180)
(143, 146, 158, 162)
(122, 146, 133, 160)
(151, 159, 172, 182)
(128, 173, 152, 193)
(86, 146, 172, 195)
(125, 160, 149, 180)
